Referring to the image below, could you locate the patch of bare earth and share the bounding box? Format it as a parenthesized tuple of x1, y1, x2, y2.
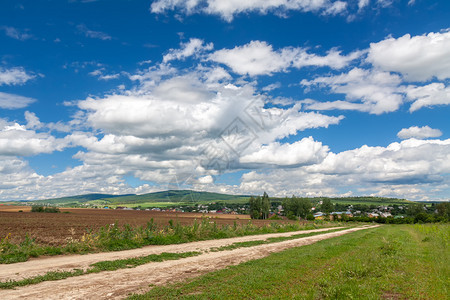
(0, 226, 378, 299)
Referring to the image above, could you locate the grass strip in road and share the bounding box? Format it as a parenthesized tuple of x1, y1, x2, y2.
(0, 227, 350, 289)
(0, 251, 200, 289)
(209, 227, 349, 252)
(129, 224, 449, 300)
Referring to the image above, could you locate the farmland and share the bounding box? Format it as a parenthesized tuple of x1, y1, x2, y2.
(0, 206, 266, 246)
(1, 224, 447, 299)
(0, 205, 448, 300)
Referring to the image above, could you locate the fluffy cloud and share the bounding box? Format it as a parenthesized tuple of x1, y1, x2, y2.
(0, 92, 36, 109)
(239, 138, 450, 200)
(367, 30, 450, 81)
(79, 71, 342, 141)
(302, 68, 403, 114)
(209, 41, 296, 76)
(301, 30, 450, 113)
(151, 0, 348, 21)
(0, 155, 159, 201)
(0, 157, 41, 193)
(405, 83, 450, 112)
(308, 139, 450, 183)
(209, 41, 361, 76)
(397, 126, 442, 140)
(0, 119, 67, 156)
(240, 137, 329, 166)
(163, 38, 213, 63)
(0, 67, 35, 85)
(67, 63, 346, 194)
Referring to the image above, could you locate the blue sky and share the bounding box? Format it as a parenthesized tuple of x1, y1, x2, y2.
(0, 0, 449, 201)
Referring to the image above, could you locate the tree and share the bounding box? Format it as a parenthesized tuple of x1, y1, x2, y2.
(407, 203, 424, 217)
(282, 196, 312, 219)
(249, 196, 260, 219)
(250, 193, 270, 219)
(436, 202, 450, 219)
(261, 192, 270, 219)
(321, 199, 333, 214)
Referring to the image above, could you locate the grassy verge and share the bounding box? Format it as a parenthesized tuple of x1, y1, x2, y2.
(0, 219, 343, 264)
(0, 251, 200, 289)
(129, 224, 449, 299)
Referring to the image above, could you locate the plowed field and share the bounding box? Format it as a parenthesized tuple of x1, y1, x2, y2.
(0, 207, 293, 246)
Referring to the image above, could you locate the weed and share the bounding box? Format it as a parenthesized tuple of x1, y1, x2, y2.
(0, 219, 342, 263)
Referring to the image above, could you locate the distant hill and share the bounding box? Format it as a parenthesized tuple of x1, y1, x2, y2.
(30, 193, 136, 205)
(23, 191, 412, 208)
(269, 196, 412, 206)
(102, 190, 250, 205)
(27, 190, 250, 206)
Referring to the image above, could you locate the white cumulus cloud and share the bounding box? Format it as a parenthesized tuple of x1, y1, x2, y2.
(240, 137, 329, 166)
(0, 119, 68, 156)
(151, 0, 348, 22)
(367, 30, 450, 81)
(397, 126, 442, 140)
(0, 67, 35, 86)
(405, 83, 450, 112)
(301, 68, 403, 114)
(0, 92, 36, 109)
(209, 41, 361, 76)
(163, 38, 213, 63)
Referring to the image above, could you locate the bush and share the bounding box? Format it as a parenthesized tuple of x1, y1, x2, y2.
(286, 211, 297, 220)
(31, 206, 60, 213)
(306, 214, 315, 221)
(269, 214, 282, 220)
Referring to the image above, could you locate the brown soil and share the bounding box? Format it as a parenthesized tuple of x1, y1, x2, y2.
(0, 208, 293, 245)
(0, 225, 378, 299)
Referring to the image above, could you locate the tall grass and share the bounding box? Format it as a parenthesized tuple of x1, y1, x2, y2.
(130, 224, 449, 299)
(0, 218, 338, 264)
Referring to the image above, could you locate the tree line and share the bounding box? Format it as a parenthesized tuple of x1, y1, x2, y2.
(249, 192, 450, 223)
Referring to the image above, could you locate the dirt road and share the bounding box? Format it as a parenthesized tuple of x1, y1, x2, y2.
(0, 226, 344, 282)
(1, 225, 378, 299)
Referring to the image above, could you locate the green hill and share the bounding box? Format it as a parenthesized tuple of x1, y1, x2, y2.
(24, 191, 412, 208)
(269, 196, 412, 206)
(30, 193, 135, 205)
(103, 190, 249, 205)
(27, 190, 250, 207)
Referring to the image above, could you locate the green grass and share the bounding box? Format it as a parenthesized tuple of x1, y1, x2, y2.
(129, 224, 449, 299)
(209, 227, 349, 252)
(0, 219, 341, 263)
(0, 252, 200, 289)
